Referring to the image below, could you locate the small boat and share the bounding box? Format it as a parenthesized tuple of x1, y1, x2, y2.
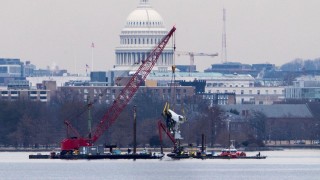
(220, 144, 246, 158)
(218, 141, 267, 159)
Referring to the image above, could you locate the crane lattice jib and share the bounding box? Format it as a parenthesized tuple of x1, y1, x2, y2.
(91, 26, 176, 142)
(158, 120, 177, 145)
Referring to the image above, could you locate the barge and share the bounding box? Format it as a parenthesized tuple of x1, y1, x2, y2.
(29, 153, 164, 160)
(29, 145, 164, 160)
(167, 153, 267, 160)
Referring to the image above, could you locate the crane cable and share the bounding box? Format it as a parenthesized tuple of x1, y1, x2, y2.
(170, 31, 177, 110)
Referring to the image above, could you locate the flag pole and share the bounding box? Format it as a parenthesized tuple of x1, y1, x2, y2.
(91, 42, 94, 72)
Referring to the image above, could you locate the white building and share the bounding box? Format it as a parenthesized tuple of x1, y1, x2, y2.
(27, 76, 90, 88)
(147, 72, 254, 87)
(146, 71, 285, 104)
(114, 0, 174, 73)
(206, 86, 285, 104)
(285, 75, 320, 100)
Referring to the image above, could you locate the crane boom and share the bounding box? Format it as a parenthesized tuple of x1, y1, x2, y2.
(61, 26, 176, 151)
(175, 51, 218, 75)
(176, 51, 218, 66)
(158, 120, 177, 153)
(92, 26, 176, 142)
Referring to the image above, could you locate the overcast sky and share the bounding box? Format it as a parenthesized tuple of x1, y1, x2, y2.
(1, 0, 319, 74)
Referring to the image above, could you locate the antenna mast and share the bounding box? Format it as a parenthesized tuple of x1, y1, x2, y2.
(222, 8, 227, 63)
(91, 42, 94, 72)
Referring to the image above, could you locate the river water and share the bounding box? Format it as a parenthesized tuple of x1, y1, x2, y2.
(0, 149, 319, 180)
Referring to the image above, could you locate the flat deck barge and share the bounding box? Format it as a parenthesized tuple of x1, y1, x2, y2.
(167, 153, 267, 160)
(29, 153, 164, 160)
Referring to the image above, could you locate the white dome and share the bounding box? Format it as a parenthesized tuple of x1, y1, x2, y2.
(114, 0, 174, 73)
(125, 0, 165, 28)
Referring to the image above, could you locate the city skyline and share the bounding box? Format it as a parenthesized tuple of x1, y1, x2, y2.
(0, 0, 319, 74)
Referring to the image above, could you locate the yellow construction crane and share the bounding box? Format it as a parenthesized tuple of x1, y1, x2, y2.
(175, 51, 218, 68)
(175, 51, 218, 75)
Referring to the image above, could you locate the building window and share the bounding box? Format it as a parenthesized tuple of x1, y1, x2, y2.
(9, 67, 21, 74)
(40, 91, 47, 94)
(257, 90, 260, 95)
(0, 67, 8, 73)
(30, 91, 37, 94)
(274, 90, 277, 94)
(11, 91, 18, 94)
(249, 90, 252, 94)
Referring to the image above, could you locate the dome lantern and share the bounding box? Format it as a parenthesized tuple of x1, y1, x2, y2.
(139, 0, 151, 7)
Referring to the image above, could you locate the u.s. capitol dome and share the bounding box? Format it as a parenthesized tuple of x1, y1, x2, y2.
(114, 0, 174, 72)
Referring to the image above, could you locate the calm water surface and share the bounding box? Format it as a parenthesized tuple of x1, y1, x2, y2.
(0, 149, 319, 180)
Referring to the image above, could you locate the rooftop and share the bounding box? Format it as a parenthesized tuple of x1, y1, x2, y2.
(222, 104, 313, 118)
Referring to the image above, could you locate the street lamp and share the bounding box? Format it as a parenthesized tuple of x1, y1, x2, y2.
(224, 117, 231, 149)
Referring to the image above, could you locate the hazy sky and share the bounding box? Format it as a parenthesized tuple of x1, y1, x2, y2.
(1, 0, 319, 74)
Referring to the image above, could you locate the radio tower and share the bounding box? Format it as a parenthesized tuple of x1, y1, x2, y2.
(222, 8, 227, 63)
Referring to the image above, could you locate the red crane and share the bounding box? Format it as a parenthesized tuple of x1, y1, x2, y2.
(158, 120, 177, 154)
(61, 26, 176, 152)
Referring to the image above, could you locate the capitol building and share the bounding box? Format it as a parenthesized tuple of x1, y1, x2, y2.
(113, 0, 174, 73)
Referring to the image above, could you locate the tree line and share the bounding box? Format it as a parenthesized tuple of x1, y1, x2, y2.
(0, 89, 279, 149)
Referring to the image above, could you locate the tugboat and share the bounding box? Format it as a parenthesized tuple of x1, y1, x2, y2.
(220, 140, 246, 158)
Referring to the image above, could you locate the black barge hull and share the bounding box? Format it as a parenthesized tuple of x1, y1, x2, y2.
(29, 154, 164, 160)
(167, 153, 267, 159)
